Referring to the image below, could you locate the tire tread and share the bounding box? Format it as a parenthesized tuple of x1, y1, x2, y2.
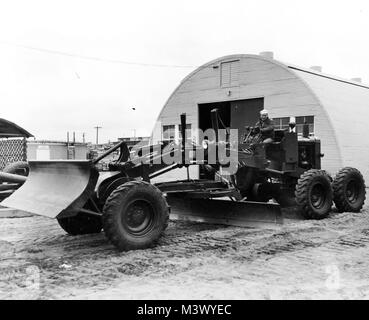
(295, 169, 332, 219)
(102, 181, 169, 251)
(332, 167, 366, 213)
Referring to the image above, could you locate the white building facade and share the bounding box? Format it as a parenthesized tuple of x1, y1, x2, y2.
(152, 53, 369, 182)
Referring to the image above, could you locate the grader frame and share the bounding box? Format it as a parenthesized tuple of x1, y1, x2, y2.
(2, 111, 366, 251)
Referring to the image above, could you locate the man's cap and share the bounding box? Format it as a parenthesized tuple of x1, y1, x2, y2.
(260, 109, 269, 115)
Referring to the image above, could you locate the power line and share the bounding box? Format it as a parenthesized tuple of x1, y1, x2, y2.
(0, 41, 198, 69)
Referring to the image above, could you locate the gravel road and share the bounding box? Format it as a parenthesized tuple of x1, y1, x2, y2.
(1, 205, 369, 299)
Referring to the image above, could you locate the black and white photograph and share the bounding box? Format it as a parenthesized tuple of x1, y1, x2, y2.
(1, 0, 369, 305)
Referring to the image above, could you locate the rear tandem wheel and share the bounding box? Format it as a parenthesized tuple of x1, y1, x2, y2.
(332, 167, 366, 212)
(295, 169, 333, 219)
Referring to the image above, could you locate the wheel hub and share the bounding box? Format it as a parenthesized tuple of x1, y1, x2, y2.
(124, 200, 154, 234)
(311, 184, 326, 209)
(346, 180, 359, 203)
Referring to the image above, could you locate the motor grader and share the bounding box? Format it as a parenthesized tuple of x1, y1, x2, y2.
(2, 111, 366, 251)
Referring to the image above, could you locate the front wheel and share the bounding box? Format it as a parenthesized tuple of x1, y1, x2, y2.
(102, 181, 169, 251)
(332, 167, 366, 212)
(295, 169, 333, 219)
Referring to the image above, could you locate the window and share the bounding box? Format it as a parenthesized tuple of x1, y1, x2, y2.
(273, 117, 290, 131)
(295, 116, 314, 135)
(220, 60, 240, 87)
(273, 115, 314, 135)
(162, 125, 175, 142)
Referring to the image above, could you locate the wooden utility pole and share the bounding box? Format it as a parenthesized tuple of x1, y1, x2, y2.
(94, 126, 102, 146)
(67, 131, 70, 159)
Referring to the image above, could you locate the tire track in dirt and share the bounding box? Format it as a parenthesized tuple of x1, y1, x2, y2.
(1, 206, 369, 299)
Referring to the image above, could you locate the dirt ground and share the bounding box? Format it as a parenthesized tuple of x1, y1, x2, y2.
(1, 204, 369, 300)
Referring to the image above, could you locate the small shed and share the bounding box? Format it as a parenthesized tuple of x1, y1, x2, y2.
(152, 53, 369, 182)
(0, 118, 33, 170)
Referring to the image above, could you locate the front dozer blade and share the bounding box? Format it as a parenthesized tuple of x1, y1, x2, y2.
(167, 196, 283, 228)
(2, 160, 99, 219)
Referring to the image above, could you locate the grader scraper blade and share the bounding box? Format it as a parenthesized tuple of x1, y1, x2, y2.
(2, 160, 99, 219)
(167, 196, 283, 228)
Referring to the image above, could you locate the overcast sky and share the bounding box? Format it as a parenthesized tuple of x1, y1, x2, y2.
(0, 0, 368, 143)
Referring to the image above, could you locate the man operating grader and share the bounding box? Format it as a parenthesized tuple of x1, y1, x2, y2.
(253, 109, 275, 144)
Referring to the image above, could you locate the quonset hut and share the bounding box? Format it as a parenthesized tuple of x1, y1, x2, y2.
(152, 52, 369, 182)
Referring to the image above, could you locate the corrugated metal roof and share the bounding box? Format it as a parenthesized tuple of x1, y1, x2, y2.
(0, 118, 33, 138)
